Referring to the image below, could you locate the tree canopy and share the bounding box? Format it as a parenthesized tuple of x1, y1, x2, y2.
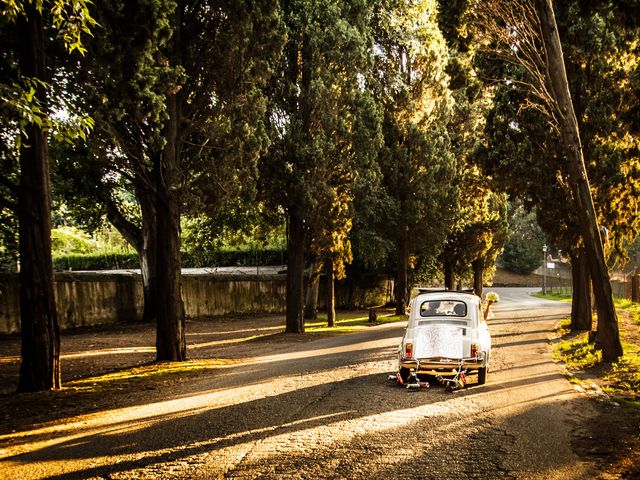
(3, 0, 639, 390)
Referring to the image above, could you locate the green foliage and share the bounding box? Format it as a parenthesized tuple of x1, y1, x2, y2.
(604, 301, 640, 401)
(499, 202, 546, 274)
(54, 0, 286, 268)
(0, 1, 95, 145)
(0, 0, 96, 269)
(181, 247, 286, 269)
(441, 170, 508, 284)
(605, 355, 640, 402)
(436, 0, 473, 52)
(501, 236, 542, 275)
(1, 0, 97, 54)
(50, 224, 135, 257)
(260, 0, 382, 275)
(437, 8, 508, 286)
(51, 0, 179, 246)
(615, 298, 640, 326)
(0, 208, 18, 271)
(181, 207, 286, 256)
(532, 290, 572, 302)
(51, 227, 97, 255)
(620, 235, 640, 269)
(479, 1, 640, 268)
(372, 0, 457, 270)
(559, 2, 640, 267)
(555, 299, 640, 406)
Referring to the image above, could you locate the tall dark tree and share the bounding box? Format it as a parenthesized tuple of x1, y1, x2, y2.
(474, 0, 639, 359)
(442, 181, 507, 295)
(0, 0, 95, 391)
(534, 0, 622, 359)
(59, 0, 284, 360)
(500, 202, 546, 275)
(261, 0, 380, 332)
(16, 5, 59, 391)
(435, 0, 509, 295)
(481, 82, 594, 328)
(371, 0, 457, 314)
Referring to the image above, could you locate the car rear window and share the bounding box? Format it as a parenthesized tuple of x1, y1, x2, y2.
(419, 300, 467, 317)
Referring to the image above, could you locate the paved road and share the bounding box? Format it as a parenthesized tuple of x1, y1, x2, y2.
(0, 287, 602, 479)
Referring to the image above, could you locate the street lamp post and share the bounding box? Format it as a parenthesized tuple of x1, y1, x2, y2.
(542, 244, 548, 295)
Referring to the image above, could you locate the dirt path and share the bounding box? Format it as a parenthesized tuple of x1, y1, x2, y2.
(0, 288, 626, 479)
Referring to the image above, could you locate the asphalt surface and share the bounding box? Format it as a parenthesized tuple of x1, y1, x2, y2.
(0, 287, 604, 479)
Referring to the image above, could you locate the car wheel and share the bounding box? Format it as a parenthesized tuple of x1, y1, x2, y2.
(477, 366, 487, 385)
(399, 367, 411, 383)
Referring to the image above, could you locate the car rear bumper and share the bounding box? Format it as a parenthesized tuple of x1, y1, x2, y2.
(400, 355, 487, 374)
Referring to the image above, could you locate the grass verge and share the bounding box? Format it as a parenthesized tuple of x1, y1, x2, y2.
(551, 297, 640, 409)
(305, 309, 406, 333)
(551, 296, 640, 478)
(531, 289, 573, 302)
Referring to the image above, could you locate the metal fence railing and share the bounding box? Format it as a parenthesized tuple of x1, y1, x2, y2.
(539, 269, 639, 303)
(611, 271, 640, 302)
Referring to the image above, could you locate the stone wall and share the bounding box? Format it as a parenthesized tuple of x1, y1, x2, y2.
(0, 272, 145, 334)
(182, 274, 287, 319)
(0, 271, 389, 334)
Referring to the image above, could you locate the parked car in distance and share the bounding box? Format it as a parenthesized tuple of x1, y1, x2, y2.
(398, 290, 491, 385)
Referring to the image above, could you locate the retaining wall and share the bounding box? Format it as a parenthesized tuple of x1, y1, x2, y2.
(0, 271, 389, 334)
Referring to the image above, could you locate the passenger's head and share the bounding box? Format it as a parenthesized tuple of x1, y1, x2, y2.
(453, 303, 466, 316)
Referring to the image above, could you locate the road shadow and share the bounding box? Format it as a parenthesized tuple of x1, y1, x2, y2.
(1, 364, 586, 480)
(0, 295, 594, 480)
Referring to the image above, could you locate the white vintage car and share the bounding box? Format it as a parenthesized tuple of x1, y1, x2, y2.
(398, 290, 491, 385)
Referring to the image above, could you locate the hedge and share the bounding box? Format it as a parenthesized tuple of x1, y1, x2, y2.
(52, 248, 287, 271)
(182, 248, 286, 268)
(53, 252, 139, 271)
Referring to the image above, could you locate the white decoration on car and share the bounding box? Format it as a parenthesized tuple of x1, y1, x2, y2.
(414, 325, 463, 358)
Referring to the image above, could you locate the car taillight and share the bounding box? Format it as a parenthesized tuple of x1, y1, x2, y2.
(471, 343, 478, 358)
(404, 343, 413, 358)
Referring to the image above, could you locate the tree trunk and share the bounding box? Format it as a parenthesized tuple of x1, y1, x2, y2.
(103, 187, 158, 325)
(534, 0, 622, 361)
(304, 261, 320, 320)
(472, 258, 484, 297)
(154, 74, 185, 361)
(570, 249, 592, 331)
(139, 232, 158, 324)
(154, 187, 184, 361)
(138, 192, 158, 324)
(286, 208, 305, 333)
(443, 255, 455, 291)
(395, 238, 409, 315)
(326, 259, 335, 327)
(153, 4, 186, 361)
(17, 7, 61, 392)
